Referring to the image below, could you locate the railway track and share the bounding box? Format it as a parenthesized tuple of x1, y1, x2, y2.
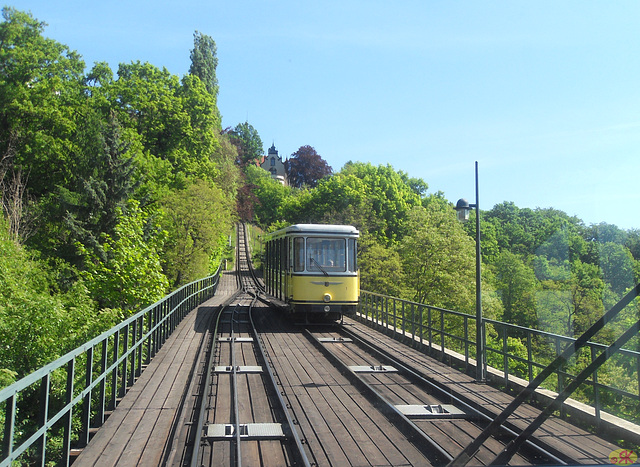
(185, 223, 309, 467)
(180, 224, 604, 466)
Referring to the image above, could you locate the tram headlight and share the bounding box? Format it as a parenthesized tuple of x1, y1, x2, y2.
(324, 305, 331, 312)
(323, 293, 332, 303)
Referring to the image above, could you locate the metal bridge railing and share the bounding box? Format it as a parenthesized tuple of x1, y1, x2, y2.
(357, 290, 640, 428)
(0, 268, 222, 467)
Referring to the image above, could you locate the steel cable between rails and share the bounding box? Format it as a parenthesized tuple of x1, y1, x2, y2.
(189, 288, 243, 467)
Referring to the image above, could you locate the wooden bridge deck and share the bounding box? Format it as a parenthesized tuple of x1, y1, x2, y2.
(73, 276, 625, 466)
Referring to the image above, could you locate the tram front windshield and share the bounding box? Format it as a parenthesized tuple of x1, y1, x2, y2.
(306, 238, 346, 272)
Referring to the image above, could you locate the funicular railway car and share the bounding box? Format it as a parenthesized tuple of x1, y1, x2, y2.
(264, 224, 359, 320)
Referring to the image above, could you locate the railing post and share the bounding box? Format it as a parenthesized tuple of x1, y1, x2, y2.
(527, 332, 533, 382)
(81, 347, 94, 447)
(121, 324, 129, 397)
(130, 320, 137, 387)
(129, 323, 136, 387)
(2, 394, 16, 461)
(440, 311, 445, 362)
(111, 331, 119, 410)
(410, 303, 415, 347)
(555, 338, 566, 418)
(375, 295, 380, 325)
(393, 298, 397, 336)
(591, 346, 601, 429)
(153, 303, 160, 357)
(428, 307, 433, 356)
(62, 361, 74, 467)
(400, 300, 405, 338)
(37, 372, 51, 464)
(463, 316, 469, 370)
(419, 305, 424, 347)
(136, 316, 143, 377)
(503, 325, 509, 386)
(98, 339, 108, 424)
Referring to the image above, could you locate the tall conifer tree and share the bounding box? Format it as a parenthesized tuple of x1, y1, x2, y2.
(189, 31, 219, 97)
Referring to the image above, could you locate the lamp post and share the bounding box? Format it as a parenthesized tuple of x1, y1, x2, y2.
(455, 161, 485, 383)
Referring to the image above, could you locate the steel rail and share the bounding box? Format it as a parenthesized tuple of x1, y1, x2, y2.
(338, 325, 568, 466)
(190, 224, 249, 467)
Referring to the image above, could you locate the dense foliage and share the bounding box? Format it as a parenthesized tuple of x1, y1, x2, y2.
(0, 8, 240, 387)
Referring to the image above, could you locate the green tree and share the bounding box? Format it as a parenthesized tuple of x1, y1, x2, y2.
(536, 260, 605, 338)
(398, 205, 476, 311)
(54, 111, 137, 264)
(79, 199, 168, 315)
(0, 7, 86, 198)
(358, 235, 409, 298)
(484, 202, 581, 258)
(625, 229, 640, 260)
(189, 31, 219, 97)
(160, 179, 233, 286)
(493, 251, 538, 328)
(588, 222, 628, 245)
(226, 121, 264, 165)
(111, 62, 187, 167)
(244, 164, 291, 228)
(598, 242, 635, 297)
(0, 217, 114, 383)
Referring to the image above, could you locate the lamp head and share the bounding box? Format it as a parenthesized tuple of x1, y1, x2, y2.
(455, 198, 471, 222)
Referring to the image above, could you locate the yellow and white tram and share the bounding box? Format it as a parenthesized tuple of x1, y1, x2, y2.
(264, 224, 359, 320)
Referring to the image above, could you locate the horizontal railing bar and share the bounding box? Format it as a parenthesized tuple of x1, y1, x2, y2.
(359, 289, 640, 423)
(1, 267, 222, 467)
(0, 274, 220, 402)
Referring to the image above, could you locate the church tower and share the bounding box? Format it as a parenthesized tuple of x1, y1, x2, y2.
(260, 144, 288, 185)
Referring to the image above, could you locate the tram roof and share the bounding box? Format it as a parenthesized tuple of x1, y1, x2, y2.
(267, 224, 359, 239)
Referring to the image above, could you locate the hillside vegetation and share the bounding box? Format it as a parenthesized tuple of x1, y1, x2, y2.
(1, 7, 639, 397)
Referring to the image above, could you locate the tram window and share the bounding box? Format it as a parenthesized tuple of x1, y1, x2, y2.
(293, 237, 305, 272)
(348, 238, 357, 272)
(307, 238, 346, 272)
(280, 238, 286, 270)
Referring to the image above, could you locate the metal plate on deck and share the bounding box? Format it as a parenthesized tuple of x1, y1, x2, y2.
(349, 365, 397, 373)
(318, 337, 353, 343)
(218, 337, 254, 343)
(213, 365, 263, 373)
(396, 404, 467, 418)
(206, 423, 285, 439)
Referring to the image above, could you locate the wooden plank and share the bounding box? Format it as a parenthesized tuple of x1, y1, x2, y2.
(97, 408, 146, 466)
(265, 330, 349, 466)
(117, 409, 162, 466)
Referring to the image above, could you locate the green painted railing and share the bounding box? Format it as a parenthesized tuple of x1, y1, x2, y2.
(358, 290, 640, 428)
(0, 268, 221, 467)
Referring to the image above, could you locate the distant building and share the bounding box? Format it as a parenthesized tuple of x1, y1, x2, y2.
(258, 144, 288, 185)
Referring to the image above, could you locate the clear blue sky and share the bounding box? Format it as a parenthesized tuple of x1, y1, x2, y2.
(12, 1, 640, 230)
